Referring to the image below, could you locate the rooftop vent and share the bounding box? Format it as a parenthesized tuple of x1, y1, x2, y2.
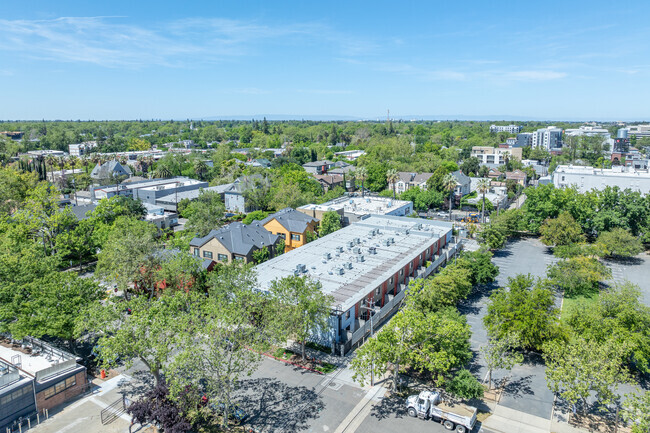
(323, 252, 331, 260)
(337, 267, 345, 275)
(347, 241, 354, 248)
(355, 237, 361, 244)
(356, 255, 365, 263)
(336, 246, 344, 253)
(345, 262, 353, 269)
(353, 247, 361, 254)
(389, 237, 395, 244)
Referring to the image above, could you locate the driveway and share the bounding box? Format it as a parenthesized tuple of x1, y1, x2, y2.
(459, 238, 558, 421)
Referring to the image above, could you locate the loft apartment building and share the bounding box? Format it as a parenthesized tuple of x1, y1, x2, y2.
(254, 215, 458, 354)
(0, 337, 87, 431)
(298, 196, 413, 226)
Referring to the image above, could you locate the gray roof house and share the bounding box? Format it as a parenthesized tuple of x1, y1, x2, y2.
(90, 160, 132, 181)
(302, 160, 335, 175)
(451, 170, 471, 197)
(224, 175, 267, 213)
(189, 221, 279, 264)
(261, 207, 318, 233)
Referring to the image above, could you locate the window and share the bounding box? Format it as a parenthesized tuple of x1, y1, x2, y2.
(400, 269, 404, 276)
(291, 234, 301, 241)
(277, 233, 286, 239)
(375, 287, 381, 295)
(419, 253, 423, 260)
(345, 310, 350, 319)
(65, 376, 76, 388)
(42, 376, 76, 400)
(203, 251, 213, 259)
(54, 381, 66, 394)
(217, 253, 228, 262)
(389, 277, 394, 284)
(234, 256, 244, 261)
(193, 248, 200, 257)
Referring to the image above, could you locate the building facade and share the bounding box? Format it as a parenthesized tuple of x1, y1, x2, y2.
(394, 172, 433, 195)
(253, 215, 457, 354)
(490, 124, 522, 133)
(470, 146, 523, 165)
(515, 133, 533, 148)
(532, 126, 563, 150)
(552, 165, 650, 193)
(261, 208, 319, 252)
(190, 221, 279, 264)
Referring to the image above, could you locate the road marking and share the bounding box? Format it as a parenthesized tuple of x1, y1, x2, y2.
(332, 385, 384, 433)
(53, 417, 89, 433)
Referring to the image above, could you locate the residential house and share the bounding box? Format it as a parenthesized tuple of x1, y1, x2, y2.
(395, 172, 433, 194)
(471, 146, 522, 165)
(506, 169, 528, 186)
(189, 221, 279, 264)
(90, 159, 132, 183)
(313, 174, 345, 192)
(450, 170, 471, 197)
(302, 160, 335, 175)
(333, 150, 366, 161)
(261, 207, 319, 252)
(223, 175, 267, 213)
(488, 168, 503, 179)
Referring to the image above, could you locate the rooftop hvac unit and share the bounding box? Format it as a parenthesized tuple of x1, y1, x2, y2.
(337, 268, 345, 275)
(347, 241, 354, 248)
(405, 229, 410, 235)
(355, 237, 360, 244)
(382, 240, 390, 246)
(336, 246, 344, 253)
(345, 262, 353, 269)
(390, 237, 395, 244)
(353, 247, 361, 254)
(357, 255, 365, 263)
(418, 223, 423, 230)
(323, 252, 331, 260)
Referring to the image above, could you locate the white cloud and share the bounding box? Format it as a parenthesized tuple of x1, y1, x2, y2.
(504, 70, 567, 81)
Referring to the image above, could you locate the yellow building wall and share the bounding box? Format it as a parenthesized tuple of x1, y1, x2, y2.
(263, 218, 318, 253)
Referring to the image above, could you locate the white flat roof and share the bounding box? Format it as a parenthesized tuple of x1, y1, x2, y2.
(0, 344, 59, 376)
(299, 196, 412, 216)
(554, 165, 650, 178)
(254, 215, 452, 312)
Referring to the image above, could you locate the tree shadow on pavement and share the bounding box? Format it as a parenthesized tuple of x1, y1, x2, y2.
(369, 393, 408, 421)
(501, 374, 534, 399)
(458, 282, 499, 316)
(117, 369, 155, 399)
(235, 377, 324, 432)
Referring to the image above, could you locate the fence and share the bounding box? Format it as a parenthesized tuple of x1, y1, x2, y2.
(100, 395, 129, 425)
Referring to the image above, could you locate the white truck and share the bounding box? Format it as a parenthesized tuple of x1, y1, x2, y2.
(406, 391, 477, 432)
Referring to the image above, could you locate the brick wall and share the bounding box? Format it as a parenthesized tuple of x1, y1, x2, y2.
(35, 371, 87, 412)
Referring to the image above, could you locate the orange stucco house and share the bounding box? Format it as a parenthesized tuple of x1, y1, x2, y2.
(260, 208, 319, 253)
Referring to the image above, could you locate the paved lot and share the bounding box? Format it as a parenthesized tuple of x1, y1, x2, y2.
(234, 356, 367, 433)
(604, 253, 650, 306)
(459, 238, 558, 421)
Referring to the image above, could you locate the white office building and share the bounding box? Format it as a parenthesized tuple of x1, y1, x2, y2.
(490, 124, 522, 133)
(552, 165, 650, 194)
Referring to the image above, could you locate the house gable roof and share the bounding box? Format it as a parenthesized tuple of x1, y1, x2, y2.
(261, 207, 319, 233)
(189, 221, 278, 256)
(90, 160, 132, 180)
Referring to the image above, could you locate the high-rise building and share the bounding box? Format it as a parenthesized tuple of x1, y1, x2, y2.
(532, 126, 563, 150)
(515, 133, 533, 148)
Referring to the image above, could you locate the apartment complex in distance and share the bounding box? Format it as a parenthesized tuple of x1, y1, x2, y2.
(253, 215, 458, 354)
(489, 124, 522, 133)
(471, 146, 522, 165)
(532, 126, 563, 150)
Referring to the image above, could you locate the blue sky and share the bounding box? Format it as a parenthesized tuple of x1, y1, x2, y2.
(1, 0, 649, 120)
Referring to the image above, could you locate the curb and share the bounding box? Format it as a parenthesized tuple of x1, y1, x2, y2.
(261, 352, 325, 375)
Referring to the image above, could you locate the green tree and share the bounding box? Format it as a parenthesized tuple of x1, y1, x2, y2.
(183, 191, 226, 237)
(539, 212, 585, 247)
(461, 249, 499, 285)
(477, 178, 490, 224)
(241, 210, 270, 225)
(355, 166, 368, 196)
(77, 292, 192, 386)
(543, 337, 629, 414)
(460, 157, 480, 177)
(0, 167, 39, 216)
(596, 228, 643, 258)
(319, 211, 342, 236)
(547, 256, 611, 297)
(478, 224, 507, 250)
(407, 263, 473, 313)
(252, 246, 270, 264)
(622, 390, 650, 433)
(96, 217, 161, 298)
(154, 250, 206, 293)
(480, 333, 524, 390)
(270, 276, 334, 360)
(483, 275, 562, 351)
(351, 308, 471, 390)
(447, 369, 484, 400)
(443, 173, 457, 220)
(386, 168, 399, 199)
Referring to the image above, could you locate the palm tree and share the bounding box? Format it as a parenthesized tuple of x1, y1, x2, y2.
(355, 166, 368, 197)
(45, 156, 57, 182)
(194, 159, 209, 181)
(155, 165, 172, 179)
(442, 173, 457, 221)
(68, 156, 79, 205)
(477, 178, 490, 224)
(386, 168, 399, 199)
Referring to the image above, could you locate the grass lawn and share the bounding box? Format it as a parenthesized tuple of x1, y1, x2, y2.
(561, 292, 600, 319)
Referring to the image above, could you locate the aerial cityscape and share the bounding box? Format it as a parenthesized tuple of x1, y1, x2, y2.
(1, 1, 650, 433)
